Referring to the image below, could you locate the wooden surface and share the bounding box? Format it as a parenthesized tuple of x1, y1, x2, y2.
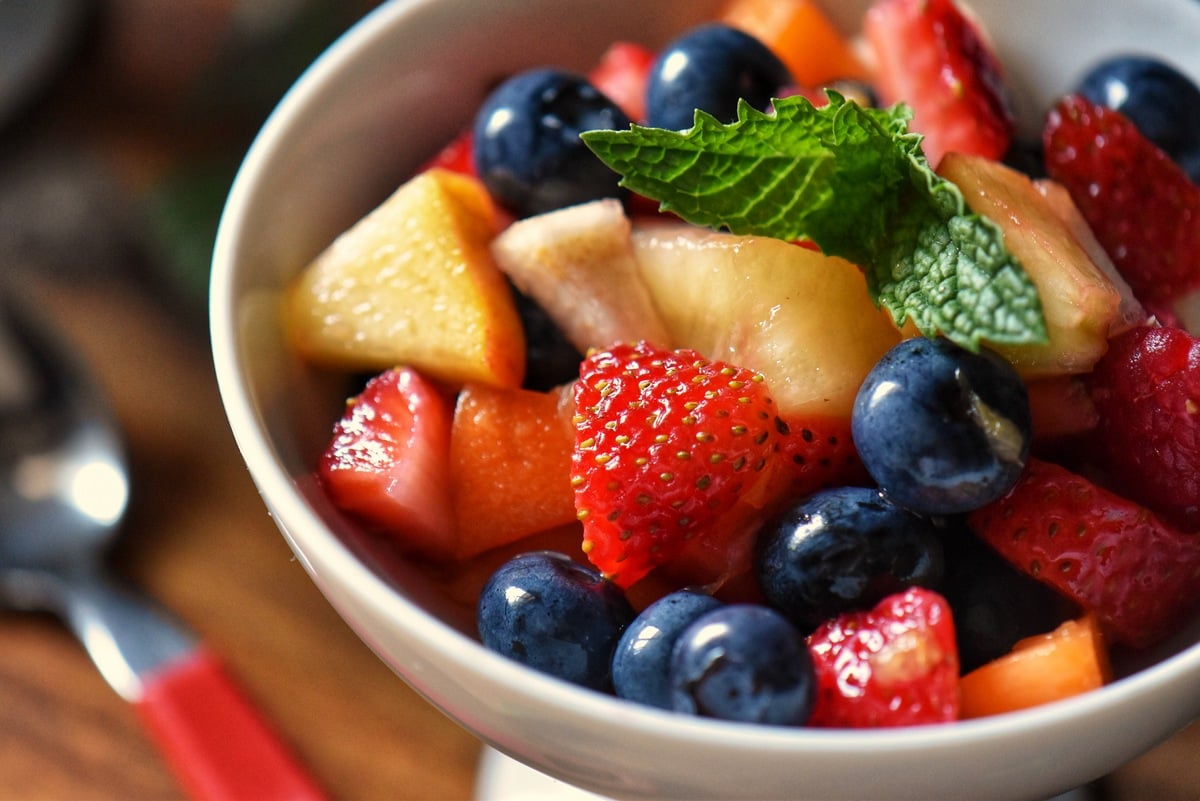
(0, 280, 481, 801)
(0, 3, 1196, 799)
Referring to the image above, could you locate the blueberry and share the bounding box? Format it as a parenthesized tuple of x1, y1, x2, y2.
(511, 286, 582, 391)
(756, 486, 944, 631)
(852, 337, 1031, 516)
(476, 551, 634, 691)
(645, 24, 792, 131)
(611, 589, 722, 709)
(1078, 55, 1200, 182)
(670, 604, 815, 725)
(472, 68, 631, 218)
(938, 520, 1079, 673)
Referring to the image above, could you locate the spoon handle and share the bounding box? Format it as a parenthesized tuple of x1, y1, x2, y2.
(134, 646, 329, 801)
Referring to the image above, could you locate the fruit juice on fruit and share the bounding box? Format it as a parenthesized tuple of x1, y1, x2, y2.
(288, 0, 1200, 728)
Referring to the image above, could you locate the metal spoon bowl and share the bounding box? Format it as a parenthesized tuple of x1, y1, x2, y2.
(0, 284, 326, 801)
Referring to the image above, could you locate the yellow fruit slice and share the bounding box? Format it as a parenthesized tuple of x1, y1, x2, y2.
(286, 168, 525, 388)
(632, 224, 902, 419)
(938, 153, 1134, 378)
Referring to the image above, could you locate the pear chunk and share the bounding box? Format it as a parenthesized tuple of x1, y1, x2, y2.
(490, 199, 671, 353)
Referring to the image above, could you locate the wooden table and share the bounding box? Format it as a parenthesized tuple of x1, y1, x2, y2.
(0, 4, 1195, 798)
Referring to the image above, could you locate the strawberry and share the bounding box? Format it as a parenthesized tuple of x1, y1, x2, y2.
(587, 41, 655, 123)
(776, 415, 868, 499)
(807, 587, 960, 727)
(646, 415, 866, 602)
(967, 457, 1200, 649)
(1043, 94, 1200, 329)
(422, 130, 476, 176)
(571, 341, 782, 588)
(864, 0, 1015, 166)
(1086, 325, 1200, 532)
(319, 368, 457, 561)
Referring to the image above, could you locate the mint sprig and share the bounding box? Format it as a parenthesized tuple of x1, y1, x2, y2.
(581, 94, 1046, 351)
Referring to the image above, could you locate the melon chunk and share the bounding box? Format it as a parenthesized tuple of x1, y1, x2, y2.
(286, 168, 525, 388)
(448, 382, 577, 557)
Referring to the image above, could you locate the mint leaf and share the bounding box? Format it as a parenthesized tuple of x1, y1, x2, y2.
(581, 94, 1046, 350)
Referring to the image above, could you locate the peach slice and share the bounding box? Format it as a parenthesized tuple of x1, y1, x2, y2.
(286, 168, 525, 388)
(938, 153, 1140, 377)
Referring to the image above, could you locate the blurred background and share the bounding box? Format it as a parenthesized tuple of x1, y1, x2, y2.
(0, 1, 1195, 799)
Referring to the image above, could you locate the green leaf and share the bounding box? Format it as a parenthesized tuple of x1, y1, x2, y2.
(581, 94, 1046, 351)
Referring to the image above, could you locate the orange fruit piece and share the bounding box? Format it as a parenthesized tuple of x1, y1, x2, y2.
(718, 0, 868, 88)
(959, 615, 1111, 719)
(448, 382, 577, 558)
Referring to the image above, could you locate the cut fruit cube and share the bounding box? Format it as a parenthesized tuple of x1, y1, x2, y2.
(491, 199, 671, 353)
(938, 153, 1132, 378)
(959, 615, 1110, 719)
(632, 223, 901, 419)
(588, 41, 655, 123)
(719, 0, 868, 87)
(448, 382, 577, 557)
(287, 168, 525, 388)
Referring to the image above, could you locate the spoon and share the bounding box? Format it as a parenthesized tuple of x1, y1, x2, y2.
(0, 285, 327, 801)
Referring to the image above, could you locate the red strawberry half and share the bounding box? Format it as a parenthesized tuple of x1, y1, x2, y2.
(571, 341, 782, 588)
(587, 41, 655, 123)
(807, 587, 960, 727)
(1088, 325, 1200, 531)
(1043, 94, 1200, 329)
(777, 415, 869, 499)
(968, 457, 1200, 649)
(864, 0, 1015, 166)
(319, 367, 457, 561)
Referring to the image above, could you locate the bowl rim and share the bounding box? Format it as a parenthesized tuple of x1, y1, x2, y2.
(210, 0, 1200, 760)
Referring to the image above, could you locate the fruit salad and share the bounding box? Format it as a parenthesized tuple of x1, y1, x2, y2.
(285, 0, 1200, 728)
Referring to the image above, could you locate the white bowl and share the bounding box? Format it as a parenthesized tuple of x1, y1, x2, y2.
(211, 1, 1200, 799)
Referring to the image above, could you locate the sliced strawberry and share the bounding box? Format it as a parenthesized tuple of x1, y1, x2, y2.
(967, 457, 1200, 649)
(864, 0, 1015, 166)
(421, 130, 475, 176)
(319, 368, 456, 561)
(1043, 94, 1200, 330)
(651, 414, 867, 598)
(587, 41, 655, 123)
(807, 587, 960, 727)
(1086, 325, 1200, 531)
(776, 414, 868, 498)
(571, 341, 782, 588)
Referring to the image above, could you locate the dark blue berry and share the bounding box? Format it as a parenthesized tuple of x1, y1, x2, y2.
(852, 337, 1031, 516)
(611, 589, 722, 709)
(755, 486, 944, 631)
(476, 551, 634, 691)
(1077, 55, 1200, 182)
(645, 24, 792, 131)
(670, 604, 814, 725)
(512, 286, 582, 391)
(472, 68, 630, 218)
(938, 519, 1079, 673)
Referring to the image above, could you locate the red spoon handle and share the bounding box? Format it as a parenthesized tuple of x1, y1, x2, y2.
(133, 647, 328, 801)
